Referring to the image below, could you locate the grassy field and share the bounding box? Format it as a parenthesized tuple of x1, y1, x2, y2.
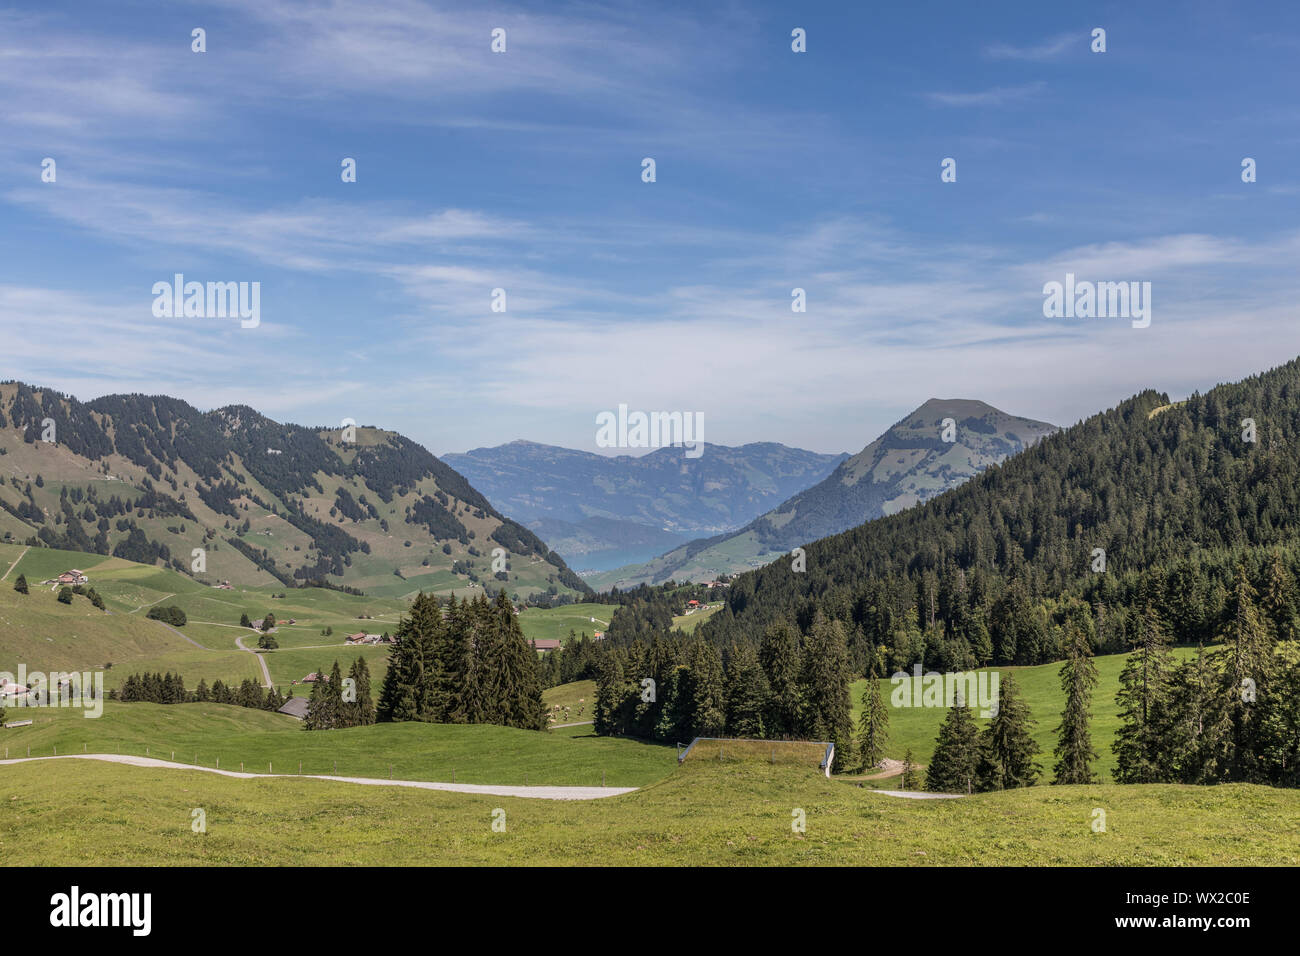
(0, 701, 675, 788)
(2, 757, 1295, 865)
(671, 602, 723, 632)
(848, 647, 1209, 780)
(517, 603, 610, 644)
(0, 542, 630, 699)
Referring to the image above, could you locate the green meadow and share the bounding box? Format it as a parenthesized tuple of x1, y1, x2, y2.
(0, 702, 674, 788)
(3, 756, 1295, 866)
(848, 647, 1210, 780)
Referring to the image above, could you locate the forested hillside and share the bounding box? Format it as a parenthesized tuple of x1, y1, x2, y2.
(695, 359, 1300, 673)
(0, 383, 587, 601)
(585, 361, 1300, 788)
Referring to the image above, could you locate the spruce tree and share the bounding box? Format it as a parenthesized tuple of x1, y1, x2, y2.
(431, 595, 472, 722)
(759, 621, 803, 737)
(1213, 565, 1277, 782)
(856, 666, 890, 773)
(1166, 646, 1226, 783)
(899, 748, 919, 790)
(689, 640, 727, 738)
(1113, 605, 1175, 783)
(724, 642, 769, 738)
(926, 702, 980, 793)
(975, 673, 1039, 790)
(13, 574, 27, 595)
(490, 590, 546, 731)
(1052, 622, 1099, 784)
(349, 655, 375, 726)
(800, 613, 854, 771)
(1261, 551, 1297, 642)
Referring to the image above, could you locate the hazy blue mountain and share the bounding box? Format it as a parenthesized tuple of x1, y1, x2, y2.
(443, 440, 848, 570)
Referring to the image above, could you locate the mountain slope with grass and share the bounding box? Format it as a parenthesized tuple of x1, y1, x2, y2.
(0, 382, 587, 602)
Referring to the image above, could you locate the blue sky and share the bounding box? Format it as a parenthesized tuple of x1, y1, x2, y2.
(2, 0, 1299, 456)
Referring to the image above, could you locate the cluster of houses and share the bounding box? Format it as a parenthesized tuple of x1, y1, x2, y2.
(345, 632, 388, 645)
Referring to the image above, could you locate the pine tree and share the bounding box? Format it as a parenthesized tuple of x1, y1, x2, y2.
(856, 666, 890, 773)
(724, 642, 769, 738)
(1113, 605, 1176, 783)
(239, 612, 251, 628)
(1053, 622, 1099, 784)
(689, 640, 727, 738)
(975, 673, 1039, 790)
(899, 748, 919, 790)
(1166, 646, 1226, 783)
(800, 613, 854, 771)
(13, 574, 28, 595)
(348, 656, 375, 726)
(759, 621, 803, 738)
(1261, 551, 1297, 642)
(489, 590, 546, 731)
(926, 702, 980, 793)
(376, 593, 440, 722)
(431, 595, 472, 722)
(195, 678, 210, 702)
(1213, 565, 1277, 782)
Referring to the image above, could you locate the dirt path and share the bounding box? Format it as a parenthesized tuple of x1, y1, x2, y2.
(234, 634, 273, 688)
(0, 754, 637, 801)
(552, 721, 594, 728)
(0, 546, 29, 582)
(866, 789, 965, 800)
(154, 619, 209, 650)
(126, 593, 174, 615)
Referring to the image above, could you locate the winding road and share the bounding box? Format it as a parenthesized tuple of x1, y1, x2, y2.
(0, 753, 637, 801)
(234, 634, 273, 688)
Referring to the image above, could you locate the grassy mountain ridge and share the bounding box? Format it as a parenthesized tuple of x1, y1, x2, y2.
(0, 382, 587, 601)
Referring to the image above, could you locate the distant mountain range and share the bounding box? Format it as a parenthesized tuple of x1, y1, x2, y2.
(442, 441, 848, 572)
(585, 399, 1057, 589)
(0, 383, 586, 601)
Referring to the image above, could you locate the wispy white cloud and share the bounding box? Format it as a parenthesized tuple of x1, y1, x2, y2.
(984, 33, 1077, 61)
(925, 82, 1046, 108)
